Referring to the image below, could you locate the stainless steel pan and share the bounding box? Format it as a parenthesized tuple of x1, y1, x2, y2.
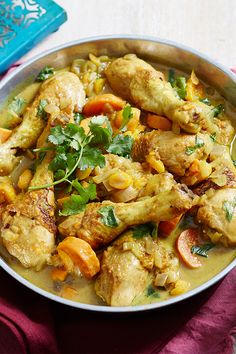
(0, 35, 236, 312)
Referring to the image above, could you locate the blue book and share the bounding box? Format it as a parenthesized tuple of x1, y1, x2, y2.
(0, 0, 67, 73)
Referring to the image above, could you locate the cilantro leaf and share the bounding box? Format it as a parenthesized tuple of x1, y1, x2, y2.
(48, 126, 68, 145)
(8, 97, 26, 115)
(37, 99, 48, 120)
(107, 134, 134, 157)
(48, 153, 67, 172)
(132, 223, 157, 239)
(120, 105, 133, 131)
(59, 195, 87, 216)
(89, 116, 112, 146)
(79, 146, 105, 170)
(74, 112, 84, 125)
(146, 285, 160, 298)
(71, 180, 97, 202)
(185, 135, 204, 155)
(191, 243, 215, 258)
(212, 104, 224, 117)
(222, 198, 236, 222)
(36, 66, 55, 81)
(98, 206, 119, 227)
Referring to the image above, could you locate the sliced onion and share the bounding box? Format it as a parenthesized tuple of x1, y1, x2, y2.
(112, 185, 138, 203)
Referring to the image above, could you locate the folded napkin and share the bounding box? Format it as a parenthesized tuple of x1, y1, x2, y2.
(0, 67, 235, 354)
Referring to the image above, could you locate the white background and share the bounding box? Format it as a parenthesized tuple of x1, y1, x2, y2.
(22, 0, 236, 68)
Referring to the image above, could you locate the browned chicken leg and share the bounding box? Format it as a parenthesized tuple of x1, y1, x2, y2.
(132, 130, 213, 177)
(0, 73, 86, 269)
(95, 231, 180, 306)
(0, 72, 85, 175)
(59, 184, 196, 249)
(105, 54, 234, 142)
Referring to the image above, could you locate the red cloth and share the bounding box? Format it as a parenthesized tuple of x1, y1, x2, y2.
(0, 66, 236, 354)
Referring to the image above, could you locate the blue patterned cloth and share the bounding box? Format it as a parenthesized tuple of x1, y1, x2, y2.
(0, 0, 67, 73)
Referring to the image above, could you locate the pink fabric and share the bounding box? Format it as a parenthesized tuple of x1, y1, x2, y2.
(0, 66, 235, 354)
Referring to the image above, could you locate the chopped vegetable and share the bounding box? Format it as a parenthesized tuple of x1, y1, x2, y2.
(212, 104, 224, 117)
(106, 134, 134, 157)
(83, 93, 125, 116)
(210, 132, 217, 142)
(119, 105, 133, 131)
(168, 69, 175, 85)
(146, 284, 160, 298)
(191, 243, 215, 258)
(146, 114, 172, 131)
(76, 167, 92, 180)
(132, 223, 157, 239)
(186, 70, 205, 101)
(222, 198, 236, 222)
(170, 279, 190, 296)
(57, 237, 100, 279)
(8, 97, 26, 115)
(158, 215, 183, 237)
(170, 74, 187, 99)
(17, 169, 33, 190)
(36, 66, 55, 81)
(51, 267, 68, 282)
(0, 178, 16, 203)
(185, 135, 204, 155)
(108, 171, 132, 190)
(37, 99, 48, 120)
(176, 229, 202, 268)
(59, 181, 96, 216)
(98, 205, 119, 227)
(146, 152, 165, 173)
(200, 98, 211, 105)
(0, 128, 12, 143)
(74, 112, 84, 125)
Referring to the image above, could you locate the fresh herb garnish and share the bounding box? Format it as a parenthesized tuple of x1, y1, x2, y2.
(210, 132, 217, 143)
(222, 198, 236, 222)
(98, 205, 119, 227)
(59, 181, 97, 216)
(74, 112, 84, 125)
(200, 98, 211, 106)
(29, 120, 109, 191)
(8, 97, 26, 115)
(233, 160, 236, 167)
(132, 223, 157, 239)
(185, 135, 204, 155)
(120, 105, 133, 131)
(191, 243, 215, 258)
(212, 104, 224, 117)
(107, 134, 134, 158)
(36, 66, 55, 81)
(89, 116, 112, 146)
(146, 285, 160, 298)
(37, 99, 48, 120)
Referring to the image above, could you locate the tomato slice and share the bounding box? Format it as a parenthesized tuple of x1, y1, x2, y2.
(176, 228, 202, 269)
(159, 214, 183, 237)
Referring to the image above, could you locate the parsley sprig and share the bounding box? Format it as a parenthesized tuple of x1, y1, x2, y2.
(185, 135, 204, 156)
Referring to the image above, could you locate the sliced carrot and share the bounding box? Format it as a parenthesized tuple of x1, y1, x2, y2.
(159, 215, 183, 237)
(176, 228, 202, 269)
(83, 94, 126, 116)
(0, 127, 12, 143)
(57, 237, 100, 279)
(146, 114, 172, 131)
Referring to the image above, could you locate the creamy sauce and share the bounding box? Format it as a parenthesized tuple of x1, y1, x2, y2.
(0, 61, 236, 306)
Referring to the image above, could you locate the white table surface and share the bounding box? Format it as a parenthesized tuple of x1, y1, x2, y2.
(22, 0, 236, 68)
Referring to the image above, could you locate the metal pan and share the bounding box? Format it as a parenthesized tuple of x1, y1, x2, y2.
(0, 35, 236, 312)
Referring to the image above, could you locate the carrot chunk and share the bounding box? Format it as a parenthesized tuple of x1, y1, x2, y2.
(176, 228, 202, 269)
(146, 114, 172, 131)
(83, 94, 125, 116)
